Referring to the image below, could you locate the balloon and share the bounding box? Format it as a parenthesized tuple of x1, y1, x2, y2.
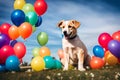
(11, 9, 25, 26)
(58, 49, 64, 59)
(14, 0, 26, 10)
(34, 0, 48, 16)
(26, 11, 38, 25)
(112, 31, 120, 41)
(13, 42, 26, 59)
(105, 51, 118, 65)
(118, 58, 120, 63)
(37, 32, 48, 46)
(35, 16, 42, 27)
(98, 33, 112, 50)
(90, 56, 105, 69)
(10, 40, 18, 47)
(8, 25, 19, 40)
(54, 60, 62, 69)
(5, 55, 20, 71)
(19, 22, 32, 39)
(22, 3, 34, 14)
(31, 56, 45, 71)
(0, 64, 6, 72)
(0, 45, 15, 64)
(0, 23, 11, 35)
(39, 46, 51, 57)
(44, 56, 55, 69)
(32, 25, 36, 33)
(0, 34, 10, 48)
(32, 47, 40, 57)
(93, 45, 104, 58)
(108, 40, 120, 58)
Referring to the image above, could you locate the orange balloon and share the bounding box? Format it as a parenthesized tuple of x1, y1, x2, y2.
(90, 56, 105, 69)
(39, 46, 51, 57)
(19, 22, 32, 39)
(8, 25, 19, 40)
(112, 31, 120, 41)
(58, 49, 64, 59)
(105, 51, 118, 65)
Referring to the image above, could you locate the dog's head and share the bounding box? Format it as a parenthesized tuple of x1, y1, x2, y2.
(57, 20, 80, 39)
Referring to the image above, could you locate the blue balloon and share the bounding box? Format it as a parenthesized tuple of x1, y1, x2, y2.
(44, 56, 55, 69)
(0, 33, 10, 48)
(35, 16, 42, 27)
(93, 45, 104, 58)
(10, 40, 18, 47)
(54, 60, 62, 69)
(0, 64, 6, 72)
(11, 9, 25, 26)
(5, 55, 20, 71)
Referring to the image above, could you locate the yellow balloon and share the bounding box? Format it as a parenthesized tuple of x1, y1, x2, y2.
(31, 56, 45, 71)
(105, 51, 118, 65)
(14, 0, 26, 10)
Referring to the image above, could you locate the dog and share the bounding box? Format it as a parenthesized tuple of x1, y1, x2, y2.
(57, 20, 91, 71)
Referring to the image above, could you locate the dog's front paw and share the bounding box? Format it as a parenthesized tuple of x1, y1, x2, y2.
(78, 68, 86, 71)
(63, 67, 68, 71)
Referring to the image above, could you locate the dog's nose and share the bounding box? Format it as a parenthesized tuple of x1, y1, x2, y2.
(63, 31, 67, 36)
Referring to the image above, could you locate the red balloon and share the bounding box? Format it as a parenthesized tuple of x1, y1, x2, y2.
(98, 33, 112, 50)
(0, 23, 11, 35)
(90, 56, 105, 69)
(34, 0, 47, 16)
(0, 45, 15, 64)
(118, 58, 120, 63)
(112, 31, 120, 42)
(13, 42, 26, 59)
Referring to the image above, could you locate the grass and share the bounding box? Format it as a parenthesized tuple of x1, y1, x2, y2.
(0, 64, 120, 80)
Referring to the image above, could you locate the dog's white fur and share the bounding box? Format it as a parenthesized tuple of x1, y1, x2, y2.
(58, 20, 91, 71)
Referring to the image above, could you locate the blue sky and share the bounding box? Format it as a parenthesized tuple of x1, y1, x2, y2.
(0, 0, 120, 63)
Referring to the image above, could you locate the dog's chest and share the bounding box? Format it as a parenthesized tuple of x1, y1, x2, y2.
(62, 36, 82, 48)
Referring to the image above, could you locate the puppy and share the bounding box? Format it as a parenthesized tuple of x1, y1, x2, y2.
(57, 20, 91, 71)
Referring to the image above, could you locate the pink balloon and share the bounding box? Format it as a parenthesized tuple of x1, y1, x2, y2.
(13, 42, 26, 59)
(0, 45, 15, 64)
(98, 33, 113, 50)
(58, 49, 64, 59)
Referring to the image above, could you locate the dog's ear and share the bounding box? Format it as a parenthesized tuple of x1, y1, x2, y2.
(57, 20, 64, 28)
(71, 20, 80, 28)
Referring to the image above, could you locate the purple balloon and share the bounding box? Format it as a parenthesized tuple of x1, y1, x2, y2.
(0, 34, 10, 48)
(108, 40, 120, 58)
(10, 40, 18, 47)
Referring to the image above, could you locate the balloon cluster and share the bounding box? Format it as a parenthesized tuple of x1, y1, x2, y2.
(11, 0, 46, 39)
(0, 32, 26, 71)
(90, 31, 120, 69)
(0, 0, 47, 72)
(31, 33, 62, 71)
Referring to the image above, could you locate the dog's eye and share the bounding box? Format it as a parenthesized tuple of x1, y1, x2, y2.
(62, 26, 65, 28)
(68, 26, 72, 28)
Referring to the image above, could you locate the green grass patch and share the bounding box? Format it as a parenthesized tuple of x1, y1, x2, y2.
(0, 64, 120, 80)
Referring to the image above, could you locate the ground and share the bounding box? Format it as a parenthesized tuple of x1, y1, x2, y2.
(0, 64, 120, 80)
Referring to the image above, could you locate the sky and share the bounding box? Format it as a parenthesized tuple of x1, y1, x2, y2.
(0, 0, 120, 63)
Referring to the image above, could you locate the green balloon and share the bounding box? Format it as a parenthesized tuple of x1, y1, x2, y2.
(32, 47, 40, 57)
(22, 3, 34, 14)
(32, 25, 36, 33)
(54, 60, 62, 69)
(37, 32, 48, 46)
(26, 11, 38, 25)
